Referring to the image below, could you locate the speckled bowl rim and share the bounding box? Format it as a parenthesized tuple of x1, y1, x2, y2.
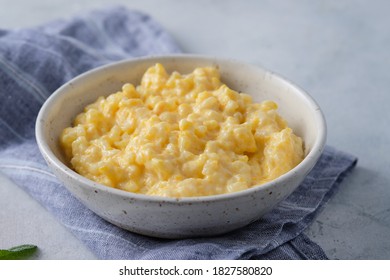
(35, 54, 327, 204)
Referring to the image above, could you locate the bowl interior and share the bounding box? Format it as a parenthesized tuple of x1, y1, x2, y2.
(40, 55, 324, 177)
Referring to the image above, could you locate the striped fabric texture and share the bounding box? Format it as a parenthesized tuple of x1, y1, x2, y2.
(0, 6, 357, 259)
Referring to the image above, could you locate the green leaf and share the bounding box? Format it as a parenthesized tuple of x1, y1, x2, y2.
(0, 244, 38, 260)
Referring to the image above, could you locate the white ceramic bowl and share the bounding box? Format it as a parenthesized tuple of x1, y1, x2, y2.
(36, 55, 326, 238)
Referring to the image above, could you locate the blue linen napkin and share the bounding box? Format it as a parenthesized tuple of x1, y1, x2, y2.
(0, 6, 357, 260)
